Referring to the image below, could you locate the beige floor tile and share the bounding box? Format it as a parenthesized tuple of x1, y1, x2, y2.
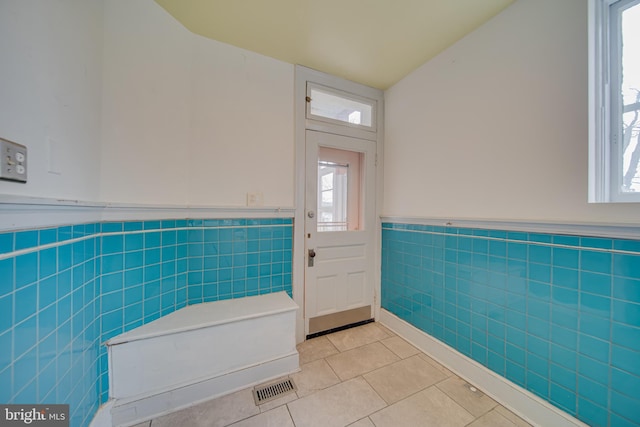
(380, 336, 420, 359)
(326, 341, 400, 381)
(287, 377, 387, 427)
(152, 388, 259, 427)
(291, 358, 341, 397)
(228, 405, 294, 427)
(297, 335, 339, 364)
(130, 422, 150, 427)
(494, 405, 533, 427)
(374, 323, 396, 337)
(325, 323, 391, 352)
(257, 389, 298, 413)
(364, 355, 448, 404)
(369, 386, 475, 427)
(347, 417, 375, 427)
(418, 353, 454, 377)
(466, 408, 520, 427)
(436, 376, 497, 417)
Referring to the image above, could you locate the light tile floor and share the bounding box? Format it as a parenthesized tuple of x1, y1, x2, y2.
(140, 323, 532, 427)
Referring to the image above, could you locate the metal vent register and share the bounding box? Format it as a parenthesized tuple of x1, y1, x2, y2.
(252, 378, 297, 405)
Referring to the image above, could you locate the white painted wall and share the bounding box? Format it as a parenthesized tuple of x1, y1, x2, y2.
(0, 0, 104, 201)
(384, 0, 640, 224)
(188, 35, 294, 207)
(100, 0, 295, 207)
(101, 0, 192, 205)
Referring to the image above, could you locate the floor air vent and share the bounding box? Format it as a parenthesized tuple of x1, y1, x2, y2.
(252, 378, 297, 405)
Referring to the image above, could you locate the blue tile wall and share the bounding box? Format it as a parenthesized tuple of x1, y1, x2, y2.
(381, 222, 640, 427)
(0, 217, 293, 427)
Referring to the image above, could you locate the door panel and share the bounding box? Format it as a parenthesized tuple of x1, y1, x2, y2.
(305, 130, 376, 335)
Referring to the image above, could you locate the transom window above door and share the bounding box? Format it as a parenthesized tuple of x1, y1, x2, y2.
(306, 83, 376, 131)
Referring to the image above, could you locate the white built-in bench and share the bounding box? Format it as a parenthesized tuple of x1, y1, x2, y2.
(104, 292, 299, 427)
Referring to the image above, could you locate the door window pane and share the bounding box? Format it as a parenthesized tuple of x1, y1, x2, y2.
(317, 146, 363, 232)
(318, 161, 348, 232)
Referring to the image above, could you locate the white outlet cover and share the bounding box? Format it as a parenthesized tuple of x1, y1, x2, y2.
(247, 192, 264, 207)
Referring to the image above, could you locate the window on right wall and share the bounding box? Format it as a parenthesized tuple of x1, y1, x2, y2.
(589, 0, 640, 202)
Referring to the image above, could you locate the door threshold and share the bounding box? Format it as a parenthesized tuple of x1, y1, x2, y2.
(306, 318, 374, 340)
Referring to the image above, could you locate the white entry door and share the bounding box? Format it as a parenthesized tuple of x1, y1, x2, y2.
(305, 130, 376, 335)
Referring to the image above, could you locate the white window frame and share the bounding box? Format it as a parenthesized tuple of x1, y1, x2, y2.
(306, 82, 377, 133)
(589, 0, 640, 203)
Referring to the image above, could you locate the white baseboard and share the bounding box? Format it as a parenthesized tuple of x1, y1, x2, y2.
(379, 309, 588, 427)
(106, 352, 299, 427)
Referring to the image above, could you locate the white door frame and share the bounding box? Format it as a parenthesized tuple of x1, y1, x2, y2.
(293, 65, 384, 343)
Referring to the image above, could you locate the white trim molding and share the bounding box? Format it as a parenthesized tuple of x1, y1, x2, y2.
(379, 310, 589, 427)
(381, 215, 640, 240)
(0, 194, 294, 232)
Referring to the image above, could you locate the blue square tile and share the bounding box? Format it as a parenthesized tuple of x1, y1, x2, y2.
(578, 375, 608, 405)
(613, 276, 640, 303)
(14, 283, 37, 324)
(550, 363, 576, 390)
(612, 367, 640, 398)
(13, 315, 37, 358)
(101, 272, 123, 293)
(611, 391, 640, 423)
(577, 398, 608, 427)
(614, 253, 640, 278)
(102, 291, 123, 313)
(580, 271, 611, 297)
(578, 354, 609, 385)
(506, 343, 525, 365)
(39, 228, 57, 245)
(143, 221, 161, 231)
(102, 222, 123, 233)
(506, 361, 525, 386)
(124, 302, 143, 325)
(552, 267, 579, 289)
(553, 247, 579, 269)
(580, 250, 612, 275)
(613, 239, 640, 253)
(579, 313, 610, 340)
(124, 221, 143, 232)
(125, 234, 143, 251)
(38, 276, 57, 310)
(582, 237, 613, 250)
(39, 247, 57, 279)
(527, 298, 550, 321)
(551, 325, 577, 350)
(0, 258, 14, 296)
(578, 334, 609, 362)
(528, 353, 549, 377)
(0, 233, 14, 254)
(507, 242, 527, 260)
(527, 335, 549, 358)
(553, 235, 580, 247)
(15, 253, 37, 289)
(124, 285, 143, 305)
(101, 309, 123, 334)
(0, 295, 12, 333)
(38, 303, 57, 342)
(529, 263, 551, 283)
(613, 300, 640, 326)
(612, 322, 640, 352)
(15, 230, 38, 250)
(550, 383, 576, 414)
(580, 293, 610, 318)
(527, 371, 549, 398)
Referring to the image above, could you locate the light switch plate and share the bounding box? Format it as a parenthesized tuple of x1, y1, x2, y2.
(0, 138, 28, 183)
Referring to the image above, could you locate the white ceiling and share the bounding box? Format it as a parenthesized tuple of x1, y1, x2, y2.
(154, 0, 514, 90)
